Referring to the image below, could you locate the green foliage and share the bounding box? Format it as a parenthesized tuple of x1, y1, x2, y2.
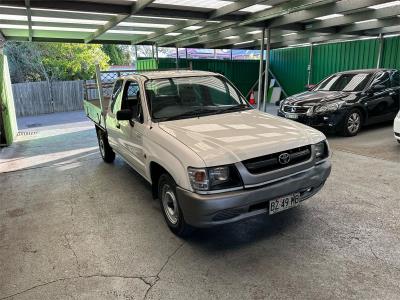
(102, 44, 131, 66)
(4, 41, 110, 83)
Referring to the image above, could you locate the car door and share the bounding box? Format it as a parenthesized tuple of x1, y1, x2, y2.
(106, 79, 124, 150)
(116, 78, 147, 175)
(390, 70, 400, 115)
(364, 71, 394, 124)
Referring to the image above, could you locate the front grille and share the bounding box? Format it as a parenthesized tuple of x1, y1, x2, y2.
(395, 132, 400, 137)
(243, 145, 312, 174)
(283, 105, 309, 114)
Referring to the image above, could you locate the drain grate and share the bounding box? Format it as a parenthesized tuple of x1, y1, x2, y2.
(17, 131, 37, 136)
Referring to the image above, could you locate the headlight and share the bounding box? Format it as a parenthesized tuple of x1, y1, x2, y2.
(188, 165, 242, 192)
(314, 141, 329, 160)
(314, 101, 345, 114)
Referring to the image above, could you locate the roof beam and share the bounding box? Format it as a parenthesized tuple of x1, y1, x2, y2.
(268, 33, 371, 49)
(159, 0, 337, 47)
(305, 5, 400, 32)
(130, 0, 264, 45)
(177, 27, 262, 48)
(263, 0, 389, 28)
(84, 0, 155, 43)
(24, 0, 33, 42)
(365, 26, 400, 36)
(338, 17, 400, 35)
(0, 1, 242, 21)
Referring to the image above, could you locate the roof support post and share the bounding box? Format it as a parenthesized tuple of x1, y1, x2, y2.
(25, 0, 33, 42)
(0, 31, 5, 55)
(175, 47, 179, 69)
(307, 42, 314, 85)
(376, 33, 384, 69)
(262, 28, 271, 112)
(155, 44, 159, 62)
(257, 29, 265, 110)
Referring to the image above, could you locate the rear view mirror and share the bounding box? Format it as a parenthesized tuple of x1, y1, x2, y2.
(116, 109, 133, 121)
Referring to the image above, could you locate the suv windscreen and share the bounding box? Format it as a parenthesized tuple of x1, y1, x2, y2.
(145, 76, 250, 121)
(315, 73, 373, 92)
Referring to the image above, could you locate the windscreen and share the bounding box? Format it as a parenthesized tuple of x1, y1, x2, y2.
(315, 73, 372, 92)
(145, 76, 249, 121)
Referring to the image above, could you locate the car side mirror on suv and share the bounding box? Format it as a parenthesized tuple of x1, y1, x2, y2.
(116, 109, 134, 121)
(370, 84, 386, 93)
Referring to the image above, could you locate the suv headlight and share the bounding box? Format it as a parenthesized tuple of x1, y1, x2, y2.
(314, 140, 329, 160)
(188, 165, 242, 192)
(314, 101, 345, 114)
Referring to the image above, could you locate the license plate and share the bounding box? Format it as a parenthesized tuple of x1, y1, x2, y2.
(285, 113, 298, 120)
(269, 193, 301, 215)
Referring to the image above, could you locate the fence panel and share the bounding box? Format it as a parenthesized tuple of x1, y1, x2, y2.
(51, 80, 84, 113)
(12, 80, 87, 117)
(12, 81, 53, 117)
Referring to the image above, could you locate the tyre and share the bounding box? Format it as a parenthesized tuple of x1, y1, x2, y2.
(339, 109, 363, 137)
(96, 128, 115, 163)
(158, 173, 194, 237)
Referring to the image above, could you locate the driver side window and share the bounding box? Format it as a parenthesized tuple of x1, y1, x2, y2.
(121, 80, 144, 123)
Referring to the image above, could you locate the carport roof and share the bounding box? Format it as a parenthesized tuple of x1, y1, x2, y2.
(0, 0, 400, 49)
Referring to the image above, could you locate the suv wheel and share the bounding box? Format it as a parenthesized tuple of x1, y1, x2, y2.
(340, 109, 363, 137)
(158, 173, 194, 237)
(96, 129, 115, 163)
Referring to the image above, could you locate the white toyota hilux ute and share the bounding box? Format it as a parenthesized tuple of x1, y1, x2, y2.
(83, 70, 331, 236)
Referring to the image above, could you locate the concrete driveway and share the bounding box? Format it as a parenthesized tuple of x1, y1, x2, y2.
(1, 111, 399, 299)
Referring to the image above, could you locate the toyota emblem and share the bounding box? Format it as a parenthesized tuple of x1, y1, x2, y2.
(278, 153, 291, 165)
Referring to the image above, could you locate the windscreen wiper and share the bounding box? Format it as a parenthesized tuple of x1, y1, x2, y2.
(216, 104, 250, 114)
(160, 108, 214, 121)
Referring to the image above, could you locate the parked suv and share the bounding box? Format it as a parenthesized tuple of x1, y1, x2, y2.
(84, 70, 331, 236)
(278, 69, 400, 136)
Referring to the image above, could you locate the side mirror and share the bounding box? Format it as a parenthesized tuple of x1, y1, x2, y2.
(275, 100, 281, 107)
(116, 109, 133, 121)
(305, 84, 316, 91)
(371, 84, 385, 92)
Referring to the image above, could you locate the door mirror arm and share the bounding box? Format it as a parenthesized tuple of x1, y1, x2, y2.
(116, 109, 134, 121)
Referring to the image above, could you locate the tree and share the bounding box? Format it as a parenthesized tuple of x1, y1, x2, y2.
(102, 44, 132, 66)
(4, 41, 110, 83)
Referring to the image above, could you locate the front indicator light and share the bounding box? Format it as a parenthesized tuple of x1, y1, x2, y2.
(314, 141, 328, 160)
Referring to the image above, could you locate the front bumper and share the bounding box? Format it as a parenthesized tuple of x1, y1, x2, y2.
(394, 118, 400, 141)
(177, 160, 331, 228)
(277, 110, 347, 129)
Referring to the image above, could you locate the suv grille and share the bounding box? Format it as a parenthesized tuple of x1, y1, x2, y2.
(243, 145, 312, 174)
(283, 106, 309, 114)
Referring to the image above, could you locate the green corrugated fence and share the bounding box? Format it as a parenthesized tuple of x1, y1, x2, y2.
(270, 36, 400, 96)
(138, 58, 260, 96)
(0, 54, 18, 146)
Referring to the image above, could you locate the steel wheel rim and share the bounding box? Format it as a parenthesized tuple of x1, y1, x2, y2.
(99, 138, 105, 157)
(347, 113, 360, 134)
(161, 184, 179, 225)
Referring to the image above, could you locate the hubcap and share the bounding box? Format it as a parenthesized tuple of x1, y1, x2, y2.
(347, 113, 360, 134)
(161, 184, 179, 225)
(99, 137, 105, 157)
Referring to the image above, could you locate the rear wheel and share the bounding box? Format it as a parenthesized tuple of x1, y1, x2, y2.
(339, 109, 363, 137)
(96, 128, 115, 163)
(158, 173, 194, 237)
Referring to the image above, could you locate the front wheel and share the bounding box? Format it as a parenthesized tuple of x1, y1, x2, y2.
(158, 173, 194, 237)
(96, 128, 115, 163)
(339, 109, 363, 137)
